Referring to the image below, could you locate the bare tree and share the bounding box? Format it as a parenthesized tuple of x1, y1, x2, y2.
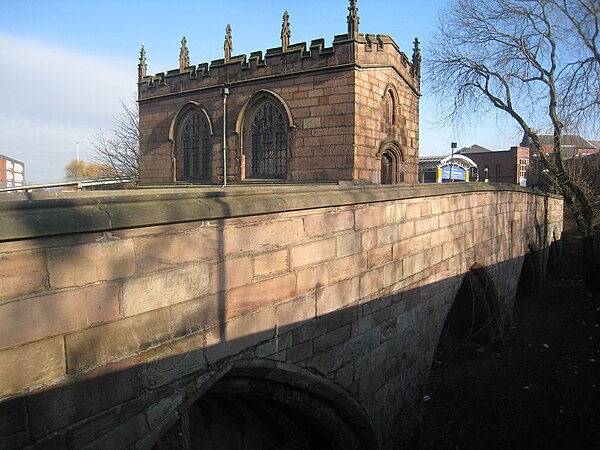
(92, 98, 140, 185)
(428, 0, 600, 288)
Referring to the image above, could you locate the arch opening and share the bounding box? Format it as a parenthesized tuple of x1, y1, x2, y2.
(153, 361, 377, 450)
(433, 265, 499, 365)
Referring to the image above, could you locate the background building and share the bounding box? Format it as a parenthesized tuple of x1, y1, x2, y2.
(458, 144, 530, 185)
(0, 155, 25, 188)
(138, 2, 421, 185)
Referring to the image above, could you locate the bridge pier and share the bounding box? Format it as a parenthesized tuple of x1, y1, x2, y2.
(0, 184, 562, 448)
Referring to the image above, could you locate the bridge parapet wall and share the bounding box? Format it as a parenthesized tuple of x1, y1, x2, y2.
(0, 184, 562, 448)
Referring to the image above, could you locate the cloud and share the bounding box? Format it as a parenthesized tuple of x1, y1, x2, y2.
(0, 32, 136, 183)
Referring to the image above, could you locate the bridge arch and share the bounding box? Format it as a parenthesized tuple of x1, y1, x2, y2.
(152, 360, 378, 450)
(433, 264, 499, 365)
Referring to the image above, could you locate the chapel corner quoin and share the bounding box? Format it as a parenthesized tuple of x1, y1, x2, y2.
(136, 0, 421, 186)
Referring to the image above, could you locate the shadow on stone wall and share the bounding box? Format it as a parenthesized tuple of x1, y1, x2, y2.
(0, 246, 554, 450)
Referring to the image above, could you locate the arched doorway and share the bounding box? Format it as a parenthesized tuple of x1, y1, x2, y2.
(153, 361, 378, 450)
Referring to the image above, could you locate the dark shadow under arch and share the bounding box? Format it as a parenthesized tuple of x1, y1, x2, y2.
(433, 264, 499, 365)
(153, 360, 378, 450)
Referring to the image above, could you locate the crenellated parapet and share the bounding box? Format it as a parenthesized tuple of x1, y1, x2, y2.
(138, 3, 420, 100)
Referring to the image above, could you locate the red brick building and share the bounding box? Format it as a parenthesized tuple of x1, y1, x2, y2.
(0, 155, 25, 188)
(138, 1, 420, 185)
(458, 145, 530, 185)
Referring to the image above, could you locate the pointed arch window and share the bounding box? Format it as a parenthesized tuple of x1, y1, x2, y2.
(380, 146, 404, 184)
(385, 89, 396, 126)
(250, 102, 288, 178)
(177, 110, 211, 181)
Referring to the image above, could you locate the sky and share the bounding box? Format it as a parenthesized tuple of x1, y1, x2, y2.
(0, 0, 523, 184)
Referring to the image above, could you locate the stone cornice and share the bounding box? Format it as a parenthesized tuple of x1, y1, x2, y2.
(0, 184, 558, 242)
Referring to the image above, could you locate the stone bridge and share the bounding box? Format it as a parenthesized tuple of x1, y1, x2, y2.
(0, 183, 562, 449)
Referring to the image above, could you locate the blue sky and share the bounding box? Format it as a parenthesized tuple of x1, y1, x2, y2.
(0, 0, 521, 183)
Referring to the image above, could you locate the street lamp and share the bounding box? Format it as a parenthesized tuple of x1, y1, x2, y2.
(449, 142, 457, 181)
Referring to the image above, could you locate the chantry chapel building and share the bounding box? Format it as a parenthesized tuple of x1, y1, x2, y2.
(137, 0, 421, 185)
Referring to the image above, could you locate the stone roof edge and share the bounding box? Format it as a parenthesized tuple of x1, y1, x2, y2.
(0, 184, 558, 242)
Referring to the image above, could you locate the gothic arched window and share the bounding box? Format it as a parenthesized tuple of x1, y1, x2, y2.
(249, 102, 288, 178)
(177, 110, 211, 181)
(385, 89, 395, 126)
(381, 152, 393, 184)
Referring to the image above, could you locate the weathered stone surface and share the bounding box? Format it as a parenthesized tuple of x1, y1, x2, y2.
(27, 357, 140, 438)
(171, 295, 221, 337)
(0, 249, 46, 302)
(0, 283, 119, 349)
(253, 249, 289, 278)
(211, 256, 252, 292)
(223, 220, 304, 254)
(48, 240, 134, 288)
(135, 229, 218, 273)
(140, 333, 205, 389)
(122, 264, 210, 316)
(290, 238, 336, 269)
(65, 309, 170, 373)
(205, 307, 276, 364)
(0, 337, 65, 398)
(316, 277, 360, 316)
(0, 395, 26, 437)
(226, 273, 296, 318)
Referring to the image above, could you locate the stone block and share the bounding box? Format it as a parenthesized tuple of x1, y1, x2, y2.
(276, 294, 316, 333)
(223, 219, 304, 254)
(336, 232, 362, 258)
(48, 240, 134, 288)
(253, 249, 289, 278)
(360, 267, 385, 299)
(171, 294, 221, 337)
(313, 324, 351, 353)
(226, 273, 296, 318)
(368, 245, 392, 269)
(287, 340, 313, 363)
(122, 264, 210, 316)
(205, 307, 276, 364)
(0, 395, 26, 438)
(0, 249, 47, 302)
(316, 277, 360, 316)
(355, 206, 386, 230)
(82, 411, 149, 449)
(327, 253, 367, 284)
(0, 283, 119, 350)
(134, 230, 218, 273)
(211, 256, 253, 292)
(65, 309, 170, 373)
(140, 333, 205, 390)
(27, 357, 140, 438)
(0, 336, 66, 397)
(290, 238, 336, 269)
(303, 210, 354, 237)
(297, 265, 329, 294)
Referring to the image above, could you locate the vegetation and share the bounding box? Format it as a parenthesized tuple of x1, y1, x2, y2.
(64, 159, 113, 180)
(428, 0, 600, 288)
(91, 99, 140, 185)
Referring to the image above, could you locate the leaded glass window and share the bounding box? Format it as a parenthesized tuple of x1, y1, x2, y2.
(381, 153, 393, 184)
(250, 102, 287, 178)
(179, 111, 210, 181)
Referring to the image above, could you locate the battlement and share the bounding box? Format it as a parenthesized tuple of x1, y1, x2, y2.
(138, 2, 421, 101)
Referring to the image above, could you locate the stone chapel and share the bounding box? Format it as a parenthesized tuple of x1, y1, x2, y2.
(137, 0, 420, 185)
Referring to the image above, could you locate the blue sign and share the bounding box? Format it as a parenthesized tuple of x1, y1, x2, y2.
(441, 165, 466, 181)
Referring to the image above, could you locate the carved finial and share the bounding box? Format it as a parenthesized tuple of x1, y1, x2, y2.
(281, 10, 291, 52)
(347, 0, 359, 39)
(411, 37, 421, 77)
(138, 43, 147, 81)
(179, 36, 190, 70)
(224, 24, 233, 63)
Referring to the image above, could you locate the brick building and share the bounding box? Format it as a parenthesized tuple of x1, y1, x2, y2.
(521, 134, 599, 187)
(0, 155, 25, 188)
(458, 145, 530, 185)
(138, 1, 420, 185)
